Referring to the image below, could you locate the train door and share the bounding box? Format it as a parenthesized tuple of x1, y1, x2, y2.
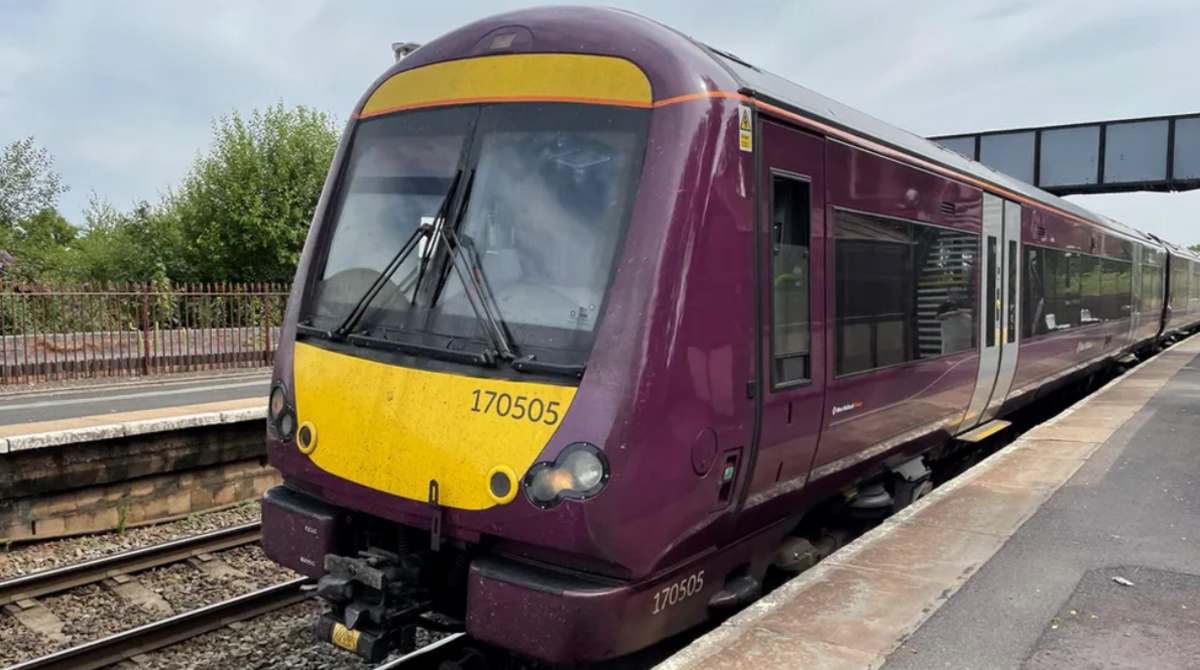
(961, 195, 1021, 431)
(735, 118, 826, 533)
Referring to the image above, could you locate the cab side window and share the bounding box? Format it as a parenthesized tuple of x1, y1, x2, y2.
(770, 173, 811, 386)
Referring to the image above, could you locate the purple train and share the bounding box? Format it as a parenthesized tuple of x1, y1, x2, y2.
(260, 6, 1200, 667)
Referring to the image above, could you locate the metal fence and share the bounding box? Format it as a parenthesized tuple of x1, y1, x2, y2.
(0, 282, 291, 384)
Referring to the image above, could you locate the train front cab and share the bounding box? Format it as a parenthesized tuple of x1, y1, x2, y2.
(257, 45, 679, 663)
(251, 19, 822, 662)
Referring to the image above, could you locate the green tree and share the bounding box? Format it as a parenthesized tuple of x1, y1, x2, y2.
(0, 137, 68, 229)
(3, 207, 78, 283)
(1189, 243, 1200, 253)
(70, 195, 185, 285)
(171, 102, 339, 282)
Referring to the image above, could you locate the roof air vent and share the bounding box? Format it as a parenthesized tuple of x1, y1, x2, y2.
(940, 202, 956, 215)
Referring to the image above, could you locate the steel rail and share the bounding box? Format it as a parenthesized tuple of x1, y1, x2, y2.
(0, 522, 262, 606)
(374, 632, 469, 669)
(2, 577, 311, 670)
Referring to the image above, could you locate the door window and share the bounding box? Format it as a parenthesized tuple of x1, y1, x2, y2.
(770, 173, 811, 385)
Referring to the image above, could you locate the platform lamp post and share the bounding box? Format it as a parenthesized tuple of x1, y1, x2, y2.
(392, 42, 422, 62)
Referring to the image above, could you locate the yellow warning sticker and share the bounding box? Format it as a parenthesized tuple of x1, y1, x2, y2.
(332, 622, 361, 651)
(737, 104, 753, 152)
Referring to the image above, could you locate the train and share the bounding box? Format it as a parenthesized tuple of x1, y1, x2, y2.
(258, 6, 1200, 668)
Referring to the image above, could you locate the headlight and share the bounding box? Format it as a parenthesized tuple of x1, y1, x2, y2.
(269, 382, 296, 442)
(277, 408, 297, 442)
(524, 443, 609, 509)
(269, 383, 286, 422)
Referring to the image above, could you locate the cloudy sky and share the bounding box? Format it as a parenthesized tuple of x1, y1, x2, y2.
(2, 0, 1199, 244)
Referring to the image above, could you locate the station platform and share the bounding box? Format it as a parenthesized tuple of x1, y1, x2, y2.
(658, 334, 1200, 670)
(0, 370, 273, 541)
(0, 371, 268, 452)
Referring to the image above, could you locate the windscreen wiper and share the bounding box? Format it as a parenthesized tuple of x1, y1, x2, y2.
(345, 331, 496, 367)
(333, 169, 463, 339)
(424, 170, 517, 361)
(511, 355, 587, 378)
(449, 231, 586, 379)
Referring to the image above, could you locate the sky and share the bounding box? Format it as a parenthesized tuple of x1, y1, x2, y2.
(2, 0, 1199, 244)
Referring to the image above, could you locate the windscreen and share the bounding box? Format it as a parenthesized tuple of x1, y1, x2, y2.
(306, 102, 650, 365)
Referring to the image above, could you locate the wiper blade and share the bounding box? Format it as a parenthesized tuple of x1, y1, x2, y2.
(296, 322, 335, 340)
(333, 169, 463, 339)
(346, 332, 497, 367)
(426, 169, 517, 360)
(511, 355, 587, 379)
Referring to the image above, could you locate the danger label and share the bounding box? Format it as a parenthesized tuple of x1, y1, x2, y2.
(737, 104, 753, 152)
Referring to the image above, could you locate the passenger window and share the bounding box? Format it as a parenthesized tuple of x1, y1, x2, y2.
(1173, 264, 1189, 310)
(770, 174, 811, 386)
(833, 210, 977, 377)
(1023, 243, 1132, 337)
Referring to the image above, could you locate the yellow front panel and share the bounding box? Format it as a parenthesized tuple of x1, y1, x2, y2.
(292, 343, 577, 511)
(360, 53, 653, 118)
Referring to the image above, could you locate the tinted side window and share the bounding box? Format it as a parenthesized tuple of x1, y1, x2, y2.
(1192, 262, 1200, 307)
(1172, 262, 1190, 310)
(1140, 252, 1163, 314)
(1103, 258, 1132, 320)
(770, 174, 812, 385)
(834, 210, 976, 376)
(1024, 244, 1131, 336)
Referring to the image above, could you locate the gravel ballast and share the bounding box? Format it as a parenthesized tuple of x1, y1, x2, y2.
(126, 598, 469, 670)
(0, 505, 305, 668)
(0, 502, 262, 579)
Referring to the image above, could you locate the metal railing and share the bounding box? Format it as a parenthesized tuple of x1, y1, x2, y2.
(0, 282, 291, 384)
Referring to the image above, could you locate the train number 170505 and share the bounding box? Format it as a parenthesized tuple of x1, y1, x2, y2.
(652, 570, 704, 614)
(470, 389, 561, 425)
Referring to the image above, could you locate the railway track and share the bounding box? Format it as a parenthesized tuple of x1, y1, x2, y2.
(0, 523, 262, 607)
(0, 522, 310, 670)
(0, 520, 480, 670)
(3, 578, 311, 670)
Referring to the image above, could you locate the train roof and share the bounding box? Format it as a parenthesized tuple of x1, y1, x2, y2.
(393, 6, 1181, 254)
(1157, 236, 1200, 261)
(679, 36, 1158, 246)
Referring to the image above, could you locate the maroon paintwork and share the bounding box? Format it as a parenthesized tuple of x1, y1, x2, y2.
(261, 6, 1200, 665)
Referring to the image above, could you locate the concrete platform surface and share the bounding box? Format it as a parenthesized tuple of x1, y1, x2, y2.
(0, 370, 268, 427)
(656, 334, 1200, 670)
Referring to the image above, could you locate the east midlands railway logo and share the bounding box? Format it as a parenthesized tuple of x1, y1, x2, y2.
(832, 401, 864, 416)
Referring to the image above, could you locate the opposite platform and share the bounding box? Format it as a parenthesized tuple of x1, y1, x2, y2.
(0, 371, 269, 453)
